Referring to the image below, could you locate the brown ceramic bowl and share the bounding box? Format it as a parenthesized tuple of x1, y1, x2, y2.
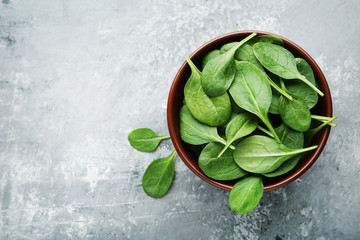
(167, 31, 332, 192)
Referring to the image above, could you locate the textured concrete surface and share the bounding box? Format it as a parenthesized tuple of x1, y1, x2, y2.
(0, 0, 359, 239)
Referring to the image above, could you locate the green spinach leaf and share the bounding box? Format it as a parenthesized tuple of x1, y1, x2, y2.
(233, 135, 317, 173)
(180, 105, 227, 146)
(128, 128, 170, 152)
(296, 58, 317, 86)
(199, 142, 247, 181)
(201, 32, 257, 97)
(253, 42, 324, 96)
(229, 61, 280, 142)
(142, 150, 176, 198)
(202, 49, 221, 70)
(229, 176, 263, 215)
(184, 55, 231, 126)
(218, 113, 258, 157)
(278, 94, 311, 132)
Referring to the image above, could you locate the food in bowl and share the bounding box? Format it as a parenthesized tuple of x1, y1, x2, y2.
(178, 32, 336, 214)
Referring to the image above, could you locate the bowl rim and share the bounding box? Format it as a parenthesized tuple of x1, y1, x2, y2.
(167, 30, 333, 192)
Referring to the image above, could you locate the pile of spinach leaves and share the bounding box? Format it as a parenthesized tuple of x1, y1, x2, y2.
(128, 32, 336, 215)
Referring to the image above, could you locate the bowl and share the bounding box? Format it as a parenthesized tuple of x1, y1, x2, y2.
(167, 30, 332, 192)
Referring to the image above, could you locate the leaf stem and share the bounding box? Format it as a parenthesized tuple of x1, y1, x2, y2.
(311, 115, 337, 127)
(217, 137, 235, 152)
(261, 116, 281, 143)
(257, 125, 274, 138)
(288, 145, 318, 155)
(229, 32, 257, 54)
(298, 75, 324, 96)
(168, 149, 177, 160)
(184, 55, 201, 75)
(266, 77, 293, 101)
(159, 134, 171, 139)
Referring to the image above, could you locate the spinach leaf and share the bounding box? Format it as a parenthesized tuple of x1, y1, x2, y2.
(142, 150, 176, 198)
(219, 42, 237, 54)
(184, 55, 231, 126)
(229, 61, 281, 142)
(229, 176, 263, 215)
(263, 124, 304, 177)
(202, 49, 221, 70)
(179, 105, 228, 146)
(235, 43, 264, 69)
(296, 58, 317, 86)
(233, 135, 317, 173)
(128, 128, 170, 152)
(304, 117, 337, 146)
(278, 94, 311, 132)
(201, 32, 257, 97)
(253, 42, 324, 96)
(217, 113, 258, 157)
(286, 80, 318, 109)
(269, 95, 280, 114)
(247, 35, 284, 46)
(199, 142, 247, 181)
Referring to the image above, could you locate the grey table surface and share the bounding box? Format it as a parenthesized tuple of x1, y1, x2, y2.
(0, 0, 359, 239)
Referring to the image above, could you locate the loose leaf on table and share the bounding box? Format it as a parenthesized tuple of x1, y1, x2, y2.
(202, 49, 221, 70)
(142, 150, 176, 198)
(179, 105, 228, 146)
(128, 128, 170, 152)
(217, 113, 258, 157)
(229, 61, 281, 142)
(201, 32, 257, 97)
(233, 135, 318, 174)
(278, 94, 311, 132)
(253, 42, 324, 96)
(229, 176, 263, 215)
(263, 124, 304, 177)
(304, 117, 337, 146)
(198, 142, 247, 181)
(184, 55, 231, 126)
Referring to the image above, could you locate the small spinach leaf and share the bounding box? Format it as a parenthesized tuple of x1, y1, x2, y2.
(184, 55, 231, 126)
(229, 61, 280, 142)
(296, 58, 317, 86)
(202, 49, 221, 70)
(218, 113, 258, 157)
(142, 150, 176, 198)
(278, 94, 311, 132)
(128, 128, 170, 152)
(201, 33, 257, 97)
(229, 176, 263, 215)
(253, 42, 324, 96)
(199, 142, 247, 181)
(233, 135, 317, 173)
(179, 105, 227, 145)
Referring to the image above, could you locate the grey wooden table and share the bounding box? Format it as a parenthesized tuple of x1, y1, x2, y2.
(0, 0, 359, 239)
